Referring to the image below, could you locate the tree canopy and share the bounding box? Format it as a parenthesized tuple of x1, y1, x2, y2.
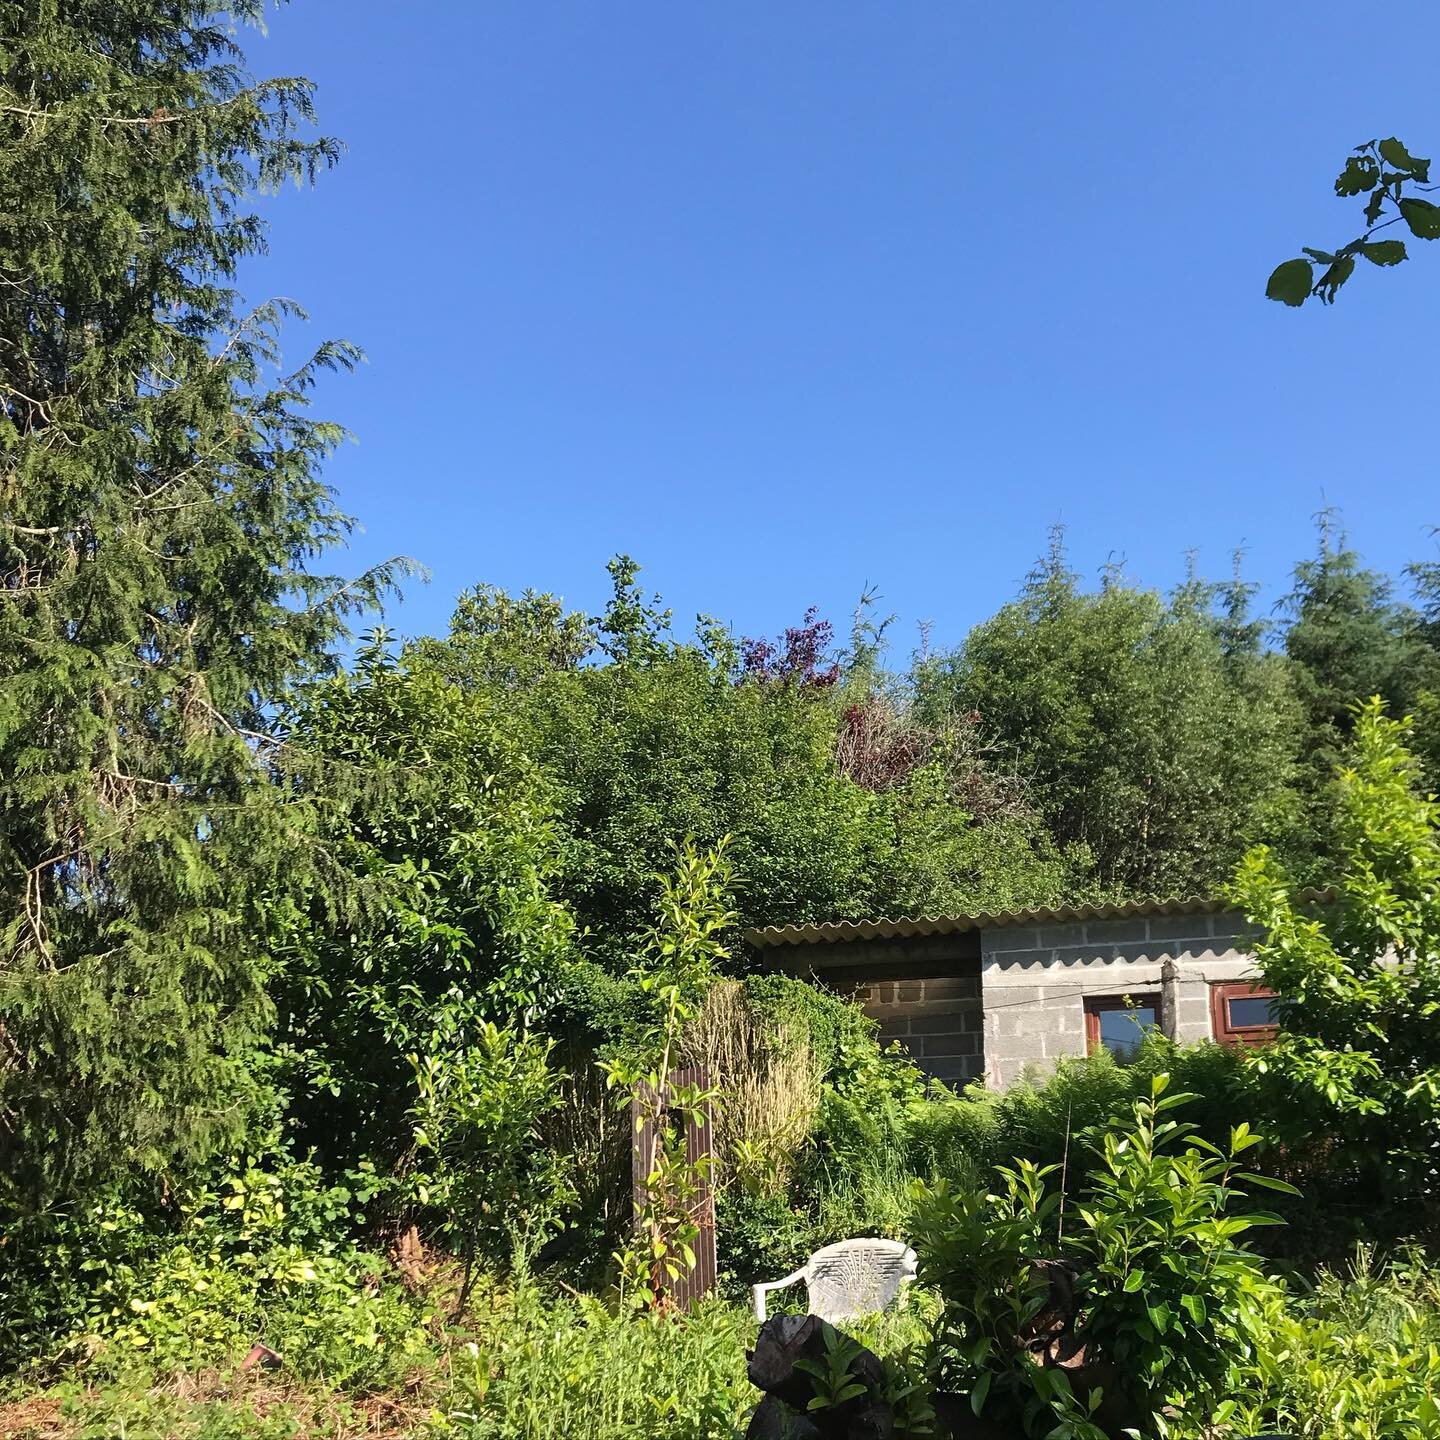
(913, 535, 1303, 896)
(0, 0, 405, 1207)
(10, 3, 1440, 1364)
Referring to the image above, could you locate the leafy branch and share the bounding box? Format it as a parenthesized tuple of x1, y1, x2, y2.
(1267, 138, 1438, 306)
(600, 838, 734, 1311)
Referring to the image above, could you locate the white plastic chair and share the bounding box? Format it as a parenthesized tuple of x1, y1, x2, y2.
(751, 1238, 918, 1323)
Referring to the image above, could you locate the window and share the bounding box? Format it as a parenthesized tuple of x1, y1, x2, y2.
(1084, 994, 1160, 1064)
(1210, 982, 1279, 1047)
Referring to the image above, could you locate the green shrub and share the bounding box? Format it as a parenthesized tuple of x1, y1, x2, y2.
(913, 1077, 1291, 1439)
(715, 1190, 814, 1298)
(1226, 1249, 1440, 1440)
(1, 1153, 432, 1388)
(971, 1033, 1254, 1175)
(740, 974, 896, 1086)
(1232, 698, 1440, 1235)
(408, 1015, 574, 1284)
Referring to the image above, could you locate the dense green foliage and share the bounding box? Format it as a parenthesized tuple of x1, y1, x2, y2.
(0, 1144, 426, 1385)
(1281, 520, 1440, 838)
(913, 1087, 1440, 1440)
(413, 559, 1070, 957)
(1234, 699, 1440, 1234)
(915, 1083, 1289, 1439)
(915, 536, 1303, 894)
(271, 634, 577, 1254)
(10, 6, 1440, 1437)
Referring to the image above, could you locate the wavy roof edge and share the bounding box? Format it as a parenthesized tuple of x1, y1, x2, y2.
(744, 889, 1335, 948)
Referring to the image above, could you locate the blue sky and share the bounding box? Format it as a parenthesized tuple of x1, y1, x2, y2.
(248, 1, 1439, 659)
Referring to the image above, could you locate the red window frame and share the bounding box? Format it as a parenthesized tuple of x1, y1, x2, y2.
(1210, 981, 1279, 1047)
(1084, 993, 1161, 1060)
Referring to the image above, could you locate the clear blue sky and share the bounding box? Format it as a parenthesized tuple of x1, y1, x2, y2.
(247, 1, 1439, 658)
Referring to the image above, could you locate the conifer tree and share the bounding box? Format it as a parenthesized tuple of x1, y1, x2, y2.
(1281, 514, 1440, 796)
(917, 533, 1303, 896)
(0, 2, 397, 1209)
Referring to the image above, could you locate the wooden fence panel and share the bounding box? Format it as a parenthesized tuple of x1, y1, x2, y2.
(630, 1065, 716, 1309)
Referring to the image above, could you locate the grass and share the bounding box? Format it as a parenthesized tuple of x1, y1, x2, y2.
(10, 1259, 1440, 1440)
(0, 1279, 934, 1440)
(0, 1375, 428, 1440)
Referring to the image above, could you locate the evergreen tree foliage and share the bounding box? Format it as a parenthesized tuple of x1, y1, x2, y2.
(1281, 514, 1439, 776)
(0, 2, 399, 1209)
(1279, 516, 1440, 866)
(1403, 547, 1440, 783)
(915, 532, 1303, 896)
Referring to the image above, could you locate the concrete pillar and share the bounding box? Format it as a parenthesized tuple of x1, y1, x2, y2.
(1160, 957, 1180, 1041)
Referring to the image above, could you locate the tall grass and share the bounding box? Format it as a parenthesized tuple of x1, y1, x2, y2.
(681, 980, 822, 1194)
(442, 1283, 754, 1440)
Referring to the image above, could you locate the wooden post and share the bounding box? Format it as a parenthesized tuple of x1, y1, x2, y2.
(630, 1065, 717, 1309)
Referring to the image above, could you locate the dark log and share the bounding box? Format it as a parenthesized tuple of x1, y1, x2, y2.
(747, 1315, 891, 1438)
(747, 1314, 884, 1412)
(1019, 1258, 1080, 1358)
(748, 1314, 824, 1407)
(932, 1393, 1022, 1440)
(845, 1400, 895, 1439)
(746, 1393, 824, 1440)
(241, 1342, 281, 1371)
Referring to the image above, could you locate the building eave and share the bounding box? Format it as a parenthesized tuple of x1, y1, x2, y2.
(743, 889, 1334, 950)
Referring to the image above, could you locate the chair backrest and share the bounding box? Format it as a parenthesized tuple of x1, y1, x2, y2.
(802, 1238, 917, 1323)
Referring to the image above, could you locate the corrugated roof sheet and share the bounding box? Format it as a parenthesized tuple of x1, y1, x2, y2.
(744, 889, 1333, 948)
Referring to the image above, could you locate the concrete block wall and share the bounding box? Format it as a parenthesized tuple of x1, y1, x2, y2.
(789, 932, 986, 1084)
(981, 911, 1260, 1088)
(844, 973, 984, 1084)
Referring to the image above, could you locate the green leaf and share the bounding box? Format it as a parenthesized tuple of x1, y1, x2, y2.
(1123, 1269, 1144, 1293)
(1400, 197, 1440, 239)
(1154, 1090, 1201, 1112)
(1266, 258, 1313, 306)
(1236, 1171, 1302, 1195)
(1379, 137, 1430, 181)
(1314, 255, 1355, 304)
(1335, 155, 1379, 195)
(1362, 239, 1407, 267)
(970, 1371, 992, 1416)
(1301, 248, 1337, 264)
(1365, 189, 1387, 226)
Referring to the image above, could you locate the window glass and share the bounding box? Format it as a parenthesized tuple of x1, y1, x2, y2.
(1091, 1001, 1158, 1063)
(1226, 994, 1277, 1029)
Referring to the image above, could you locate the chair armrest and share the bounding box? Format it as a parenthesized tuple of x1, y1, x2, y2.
(751, 1268, 807, 1322)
